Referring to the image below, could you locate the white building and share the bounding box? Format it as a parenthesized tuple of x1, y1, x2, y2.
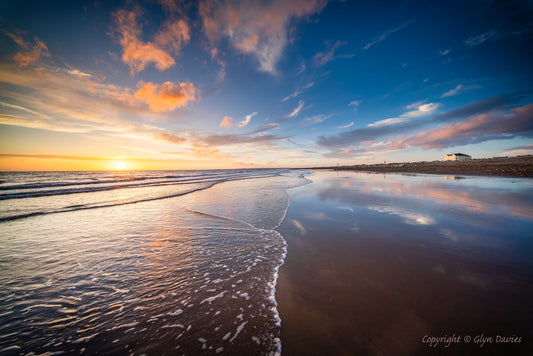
(445, 153, 471, 161)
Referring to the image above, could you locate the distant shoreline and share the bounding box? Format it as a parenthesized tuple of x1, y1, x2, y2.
(311, 155, 533, 177)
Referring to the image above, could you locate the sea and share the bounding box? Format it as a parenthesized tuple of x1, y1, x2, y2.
(0, 169, 309, 355)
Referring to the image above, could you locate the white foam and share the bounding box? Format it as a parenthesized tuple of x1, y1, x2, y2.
(200, 291, 225, 305)
(168, 309, 183, 316)
(229, 321, 247, 343)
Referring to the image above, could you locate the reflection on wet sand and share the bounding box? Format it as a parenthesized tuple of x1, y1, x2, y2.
(277, 170, 533, 356)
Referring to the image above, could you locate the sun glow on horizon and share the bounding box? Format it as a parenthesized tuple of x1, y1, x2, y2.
(114, 161, 128, 170)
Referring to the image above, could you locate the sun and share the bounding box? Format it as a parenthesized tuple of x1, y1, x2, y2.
(114, 161, 127, 170)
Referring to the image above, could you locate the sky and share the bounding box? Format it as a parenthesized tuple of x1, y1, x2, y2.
(0, 0, 532, 171)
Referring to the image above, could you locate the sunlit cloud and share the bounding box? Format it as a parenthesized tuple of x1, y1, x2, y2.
(441, 84, 479, 98)
(368, 102, 440, 127)
(4, 31, 50, 66)
(111, 7, 190, 74)
(220, 116, 234, 128)
(154, 132, 187, 145)
(387, 103, 533, 149)
(134, 81, 198, 112)
(237, 112, 257, 128)
(199, 0, 328, 74)
(499, 144, 533, 157)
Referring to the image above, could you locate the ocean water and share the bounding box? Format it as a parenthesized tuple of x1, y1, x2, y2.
(0, 169, 309, 355)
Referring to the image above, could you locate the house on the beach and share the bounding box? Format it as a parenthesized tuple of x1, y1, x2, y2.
(445, 153, 471, 161)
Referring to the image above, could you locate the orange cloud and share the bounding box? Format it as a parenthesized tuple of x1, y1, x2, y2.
(5, 32, 50, 66)
(220, 116, 234, 128)
(190, 146, 233, 160)
(154, 132, 186, 144)
(133, 81, 198, 112)
(111, 8, 190, 74)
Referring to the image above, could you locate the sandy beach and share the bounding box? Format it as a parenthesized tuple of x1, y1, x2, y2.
(324, 155, 533, 177)
(276, 170, 533, 355)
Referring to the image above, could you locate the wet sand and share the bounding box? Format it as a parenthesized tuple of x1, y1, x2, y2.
(325, 155, 533, 177)
(276, 170, 533, 355)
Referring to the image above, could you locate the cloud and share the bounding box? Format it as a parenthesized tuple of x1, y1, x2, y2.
(237, 112, 257, 128)
(441, 84, 479, 98)
(435, 92, 529, 121)
(133, 81, 198, 112)
(362, 19, 415, 50)
(199, 0, 328, 74)
(313, 41, 344, 66)
(337, 122, 354, 129)
(499, 144, 533, 157)
(4, 32, 50, 66)
(303, 114, 333, 125)
(318, 94, 532, 151)
(348, 100, 361, 112)
(288, 100, 304, 118)
(439, 49, 451, 56)
(281, 82, 314, 102)
(464, 30, 497, 47)
(201, 133, 284, 147)
(368, 102, 440, 127)
(111, 7, 190, 74)
(154, 132, 186, 144)
(220, 116, 234, 128)
(388, 103, 533, 149)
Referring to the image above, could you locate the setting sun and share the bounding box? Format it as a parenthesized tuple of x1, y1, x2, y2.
(114, 162, 127, 170)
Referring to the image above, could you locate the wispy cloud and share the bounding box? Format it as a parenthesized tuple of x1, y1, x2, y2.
(288, 100, 304, 118)
(362, 19, 416, 50)
(337, 122, 354, 129)
(348, 100, 361, 112)
(4, 31, 50, 66)
(464, 30, 497, 47)
(499, 144, 533, 157)
(439, 49, 451, 56)
(237, 112, 257, 128)
(313, 41, 344, 66)
(282, 82, 314, 102)
(303, 114, 333, 125)
(199, 0, 328, 74)
(441, 84, 479, 98)
(368, 102, 440, 127)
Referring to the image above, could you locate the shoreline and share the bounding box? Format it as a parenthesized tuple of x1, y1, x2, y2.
(311, 155, 533, 177)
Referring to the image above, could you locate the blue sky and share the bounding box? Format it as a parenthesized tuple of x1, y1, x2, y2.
(0, 0, 532, 170)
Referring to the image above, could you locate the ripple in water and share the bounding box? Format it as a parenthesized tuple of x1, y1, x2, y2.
(0, 171, 309, 355)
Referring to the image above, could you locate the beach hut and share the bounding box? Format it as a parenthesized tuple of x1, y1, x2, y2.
(444, 153, 471, 161)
